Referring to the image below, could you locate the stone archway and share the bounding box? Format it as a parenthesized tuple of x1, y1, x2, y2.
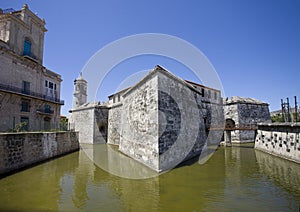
(225, 118, 235, 129)
(224, 119, 235, 146)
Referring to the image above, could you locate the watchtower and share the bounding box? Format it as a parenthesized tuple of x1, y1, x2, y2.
(73, 73, 87, 109)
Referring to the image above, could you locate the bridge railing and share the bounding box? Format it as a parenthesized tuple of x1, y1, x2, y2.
(236, 123, 258, 130)
(210, 123, 258, 131)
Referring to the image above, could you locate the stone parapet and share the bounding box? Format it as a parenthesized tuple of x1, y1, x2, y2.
(0, 131, 79, 176)
(255, 123, 300, 163)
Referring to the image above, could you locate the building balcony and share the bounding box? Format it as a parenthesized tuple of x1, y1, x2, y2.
(0, 82, 64, 105)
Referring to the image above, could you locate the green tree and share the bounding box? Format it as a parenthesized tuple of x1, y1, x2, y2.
(271, 113, 300, 123)
(13, 121, 29, 132)
(60, 117, 68, 131)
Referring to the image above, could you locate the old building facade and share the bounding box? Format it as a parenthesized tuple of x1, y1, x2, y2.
(0, 4, 64, 132)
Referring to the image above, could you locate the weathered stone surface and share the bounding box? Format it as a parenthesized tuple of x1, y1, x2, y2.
(255, 123, 300, 163)
(225, 96, 267, 105)
(112, 66, 223, 172)
(0, 131, 79, 175)
(157, 71, 206, 171)
(107, 105, 122, 145)
(224, 96, 271, 142)
(69, 102, 108, 144)
(119, 73, 159, 170)
(69, 76, 109, 144)
(70, 66, 225, 172)
(73, 75, 87, 109)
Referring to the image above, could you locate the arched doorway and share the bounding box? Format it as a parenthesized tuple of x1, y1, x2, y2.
(224, 119, 235, 146)
(225, 119, 235, 129)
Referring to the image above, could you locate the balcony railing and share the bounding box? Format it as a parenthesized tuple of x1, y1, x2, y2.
(36, 108, 54, 115)
(0, 82, 64, 105)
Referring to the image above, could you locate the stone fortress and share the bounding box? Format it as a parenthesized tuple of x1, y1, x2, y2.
(224, 96, 271, 143)
(69, 65, 271, 172)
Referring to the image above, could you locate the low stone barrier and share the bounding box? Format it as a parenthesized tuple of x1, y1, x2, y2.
(255, 123, 300, 163)
(0, 131, 79, 176)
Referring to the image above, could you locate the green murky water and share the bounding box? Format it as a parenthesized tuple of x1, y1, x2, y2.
(0, 144, 299, 211)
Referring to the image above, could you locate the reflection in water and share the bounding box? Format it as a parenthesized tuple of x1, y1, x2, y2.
(58, 150, 123, 211)
(255, 149, 300, 196)
(72, 150, 94, 208)
(81, 143, 159, 179)
(0, 152, 79, 211)
(0, 144, 299, 211)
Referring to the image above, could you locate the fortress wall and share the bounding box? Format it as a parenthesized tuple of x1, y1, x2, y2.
(224, 99, 271, 142)
(107, 105, 122, 145)
(119, 74, 159, 171)
(69, 107, 95, 144)
(157, 72, 206, 171)
(238, 104, 271, 141)
(255, 123, 300, 163)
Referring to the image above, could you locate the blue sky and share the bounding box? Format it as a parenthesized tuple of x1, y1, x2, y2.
(1, 1, 300, 116)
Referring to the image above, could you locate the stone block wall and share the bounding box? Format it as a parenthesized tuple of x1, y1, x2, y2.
(104, 66, 223, 172)
(119, 74, 159, 171)
(0, 131, 79, 175)
(69, 104, 108, 144)
(158, 72, 206, 171)
(224, 98, 271, 142)
(238, 104, 271, 141)
(238, 104, 271, 124)
(107, 105, 122, 145)
(255, 123, 300, 163)
(158, 72, 224, 170)
(224, 104, 240, 141)
(117, 69, 224, 172)
(69, 108, 94, 143)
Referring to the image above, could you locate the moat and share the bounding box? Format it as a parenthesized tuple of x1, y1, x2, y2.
(0, 144, 299, 211)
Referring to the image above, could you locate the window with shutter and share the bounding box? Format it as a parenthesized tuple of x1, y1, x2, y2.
(23, 39, 31, 56)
